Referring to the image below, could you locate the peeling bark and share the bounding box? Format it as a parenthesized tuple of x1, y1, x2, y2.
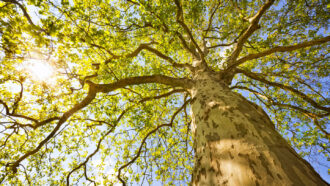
(189, 71, 327, 186)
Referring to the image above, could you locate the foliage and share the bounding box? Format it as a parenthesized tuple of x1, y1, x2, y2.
(0, 0, 329, 185)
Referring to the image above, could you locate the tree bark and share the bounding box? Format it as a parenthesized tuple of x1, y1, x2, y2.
(189, 71, 328, 186)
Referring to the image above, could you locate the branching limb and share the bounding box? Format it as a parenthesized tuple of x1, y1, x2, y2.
(0, 99, 60, 129)
(117, 98, 191, 186)
(227, 36, 330, 71)
(174, 0, 206, 63)
(66, 108, 128, 186)
(21, 164, 31, 185)
(226, 0, 275, 66)
(99, 40, 140, 60)
(11, 117, 60, 129)
(275, 103, 329, 138)
(89, 43, 118, 58)
(142, 45, 194, 71)
(207, 27, 247, 50)
(2, 0, 47, 33)
(236, 68, 330, 112)
(268, 69, 329, 103)
(230, 85, 270, 101)
(232, 85, 329, 138)
(53, 0, 193, 71)
(175, 32, 200, 58)
(203, 1, 222, 39)
(102, 42, 194, 71)
(51, 2, 180, 71)
(6, 74, 190, 174)
(231, 0, 249, 22)
(231, 85, 329, 118)
(7, 82, 98, 173)
(66, 88, 184, 184)
(313, 119, 330, 139)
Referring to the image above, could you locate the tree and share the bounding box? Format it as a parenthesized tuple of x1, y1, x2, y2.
(0, 0, 329, 185)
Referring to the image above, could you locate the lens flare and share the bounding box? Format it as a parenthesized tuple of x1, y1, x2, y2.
(25, 59, 54, 81)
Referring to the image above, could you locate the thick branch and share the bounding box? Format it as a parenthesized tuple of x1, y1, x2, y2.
(33, 117, 61, 129)
(93, 75, 193, 93)
(7, 74, 191, 173)
(226, 0, 275, 65)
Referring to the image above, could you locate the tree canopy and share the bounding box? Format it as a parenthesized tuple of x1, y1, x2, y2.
(0, 0, 329, 185)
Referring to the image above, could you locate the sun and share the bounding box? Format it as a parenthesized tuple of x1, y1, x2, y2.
(24, 59, 54, 82)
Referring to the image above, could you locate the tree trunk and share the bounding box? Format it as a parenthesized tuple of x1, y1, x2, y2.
(189, 72, 328, 186)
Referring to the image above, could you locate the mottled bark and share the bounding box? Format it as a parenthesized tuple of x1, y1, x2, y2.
(189, 71, 327, 186)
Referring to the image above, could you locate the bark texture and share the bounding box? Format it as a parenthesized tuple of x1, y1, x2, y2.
(189, 71, 328, 186)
